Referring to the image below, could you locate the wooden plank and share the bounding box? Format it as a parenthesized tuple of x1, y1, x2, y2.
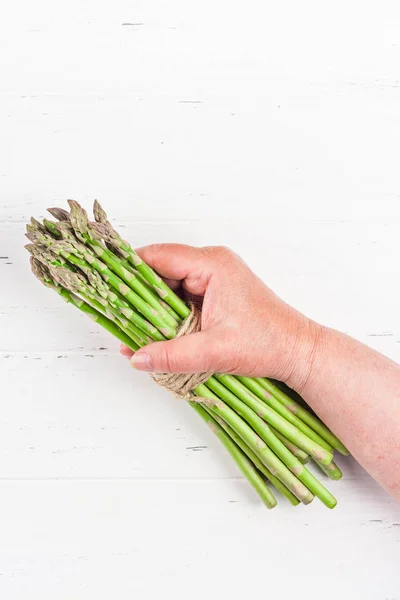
(1, 2, 400, 222)
(1, 1, 400, 597)
(0, 351, 242, 480)
(2, 220, 400, 360)
(0, 352, 384, 490)
(0, 480, 398, 600)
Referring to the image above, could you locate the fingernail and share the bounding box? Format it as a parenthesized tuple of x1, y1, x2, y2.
(131, 353, 153, 371)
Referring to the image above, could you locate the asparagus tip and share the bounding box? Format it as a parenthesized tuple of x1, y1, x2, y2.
(93, 199, 108, 223)
(43, 218, 63, 239)
(25, 227, 40, 243)
(68, 199, 89, 236)
(29, 256, 54, 289)
(47, 207, 70, 221)
(29, 217, 46, 232)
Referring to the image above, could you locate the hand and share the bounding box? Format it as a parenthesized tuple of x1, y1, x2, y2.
(121, 243, 400, 500)
(121, 244, 320, 389)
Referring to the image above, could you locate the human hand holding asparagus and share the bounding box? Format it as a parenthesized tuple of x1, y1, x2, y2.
(124, 243, 400, 502)
(126, 243, 319, 392)
(26, 200, 400, 508)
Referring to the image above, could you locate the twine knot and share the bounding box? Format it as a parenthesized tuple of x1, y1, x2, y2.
(150, 303, 216, 405)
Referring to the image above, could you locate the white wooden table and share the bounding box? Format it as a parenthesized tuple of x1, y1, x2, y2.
(1, 2, 399, 598)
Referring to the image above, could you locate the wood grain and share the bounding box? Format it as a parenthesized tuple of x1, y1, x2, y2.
(1, 1, 399, 598)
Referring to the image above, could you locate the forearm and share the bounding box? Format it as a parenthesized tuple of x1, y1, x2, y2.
(289, 325, 400, 501)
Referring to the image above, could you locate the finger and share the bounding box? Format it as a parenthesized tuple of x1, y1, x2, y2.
(135, 244, 212, 296)
(130, 330, 227, 374)
(120, 344, 134, 359)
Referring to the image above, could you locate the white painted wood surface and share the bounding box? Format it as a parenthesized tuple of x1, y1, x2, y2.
(1, 2, 399, 598)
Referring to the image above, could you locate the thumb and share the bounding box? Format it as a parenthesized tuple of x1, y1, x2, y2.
(130, 331, 223, 373)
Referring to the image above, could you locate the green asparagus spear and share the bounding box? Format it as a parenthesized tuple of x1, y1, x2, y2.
(191, 403, 277, 509)
(256, 377, 349, 455)
(29, 257, 139, 351)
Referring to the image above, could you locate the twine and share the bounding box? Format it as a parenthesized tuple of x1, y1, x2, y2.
(150, 303, 217, 406)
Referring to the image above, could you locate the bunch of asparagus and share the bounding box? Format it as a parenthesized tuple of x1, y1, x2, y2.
(26, 200, 349, 509)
